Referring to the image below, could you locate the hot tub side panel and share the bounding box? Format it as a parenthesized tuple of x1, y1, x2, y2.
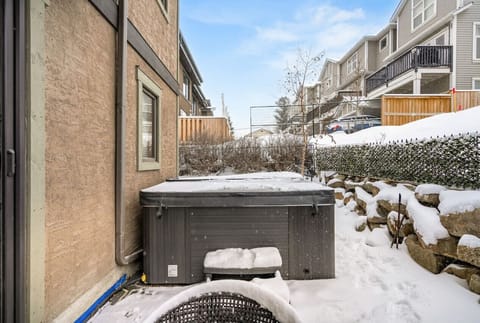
(143, 207, 187, 284)
(288, 205, 335, 279)
(187, 207, 290, 283)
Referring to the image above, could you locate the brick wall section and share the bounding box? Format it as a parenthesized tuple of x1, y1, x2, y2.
(128, 0, 178, 74)
(45, 1, 116, 320)
(44, 0, 178, 320)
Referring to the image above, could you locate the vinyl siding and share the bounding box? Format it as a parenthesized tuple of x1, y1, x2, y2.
(320, 61, 338, 98)
(339, 43, 366, 90)
(376, 33, 391, 69)
(368, 41, 378, 72)
(397, 0, 455, 48)
(455, 2, 480, 89)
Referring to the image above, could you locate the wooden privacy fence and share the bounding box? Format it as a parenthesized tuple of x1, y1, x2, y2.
(179, 116, 232, 144)
(382, 91, 480, 126)
(382, 94, 451, 126)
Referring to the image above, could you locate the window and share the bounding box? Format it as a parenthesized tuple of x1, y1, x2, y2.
(379, 35, 388, 51)
(347, 53, 358, 75)
(137, 68, 162, 171)
(412, 0, 436, 31)
(183, 72, 191, 100)
(157, 0, 169, 22)
(474, 22, 480, 60)
(473, 78, 480, 90)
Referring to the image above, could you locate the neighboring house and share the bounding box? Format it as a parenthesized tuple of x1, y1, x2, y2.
(366, 0, 480, 97)
(249, 128, 274, 138)
(1, 0, 181, 321)
(179, 32, 213, 116)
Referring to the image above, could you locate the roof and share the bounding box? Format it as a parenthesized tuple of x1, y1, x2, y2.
(390, 0, 407, 22)
(179, 31, 203, 84)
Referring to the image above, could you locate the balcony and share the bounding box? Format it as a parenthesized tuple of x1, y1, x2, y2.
(366, 46, 452, 94)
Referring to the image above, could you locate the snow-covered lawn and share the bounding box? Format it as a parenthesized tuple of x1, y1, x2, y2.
(90, 204, 480, 323)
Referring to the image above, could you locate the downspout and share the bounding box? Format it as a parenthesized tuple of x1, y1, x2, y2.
(115, 0, 142, 265)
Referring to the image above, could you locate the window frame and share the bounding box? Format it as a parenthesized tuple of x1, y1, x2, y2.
(411, 0, 436, 32)
(474, 22, 480, 61)
(183, 71, 191, 101)
(473, 78, 480, 90)
(347, 52, 358, 75)
(157, 0, 169, 23)
(137, 68, 162, 171)
(379, 35, 388, 52)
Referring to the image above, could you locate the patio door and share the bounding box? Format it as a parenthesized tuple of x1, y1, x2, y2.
(1, 0, 26, 321)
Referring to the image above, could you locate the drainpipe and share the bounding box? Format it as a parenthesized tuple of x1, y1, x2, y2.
(115, 0, 142, 265)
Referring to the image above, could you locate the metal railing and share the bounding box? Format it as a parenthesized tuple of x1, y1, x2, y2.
(366, 46, 452, 93)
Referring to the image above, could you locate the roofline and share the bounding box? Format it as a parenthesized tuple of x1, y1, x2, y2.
(179, 31, 203, 84)
(390, 0, 407, 22)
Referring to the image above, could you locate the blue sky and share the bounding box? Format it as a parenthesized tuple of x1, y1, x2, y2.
(180, 0, 398, 136)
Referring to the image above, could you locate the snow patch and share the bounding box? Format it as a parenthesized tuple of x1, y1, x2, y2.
(376, 185, 415, 204)
(407, 198, 449, 245)
(203, 247, 282, 269)
(459, 234, 480, 249)
(415, 184, 446, 195)
(251, 271, 290, 303)
(438, 190, 480, 215)
(365, 228, 391, 247)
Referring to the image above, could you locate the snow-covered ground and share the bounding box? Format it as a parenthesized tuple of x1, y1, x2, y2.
(90, 204, 480, 323)
(311, 106, 480, 146)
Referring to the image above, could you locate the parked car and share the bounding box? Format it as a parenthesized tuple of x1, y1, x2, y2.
(327, 115, 381, 134)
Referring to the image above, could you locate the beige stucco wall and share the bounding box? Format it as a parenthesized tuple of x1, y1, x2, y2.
(43, 0, 178, 320)
(128, 0, 178, 73)
(123, 46, 178, 255)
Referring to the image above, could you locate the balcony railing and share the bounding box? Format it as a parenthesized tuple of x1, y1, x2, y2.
(366, 46, 452, 94)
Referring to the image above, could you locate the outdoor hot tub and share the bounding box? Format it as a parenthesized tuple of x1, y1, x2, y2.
(140, 172, 334, 284)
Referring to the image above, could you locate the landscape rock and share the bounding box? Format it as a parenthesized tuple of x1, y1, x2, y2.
(377, 199, 408, 216)
(335, 188, 345, 201)
(444, 264, 480, 281)
(457, 234, 480, 268)
(355, 217, 367, 232)
(439, 209, 480, 238)
(405, 235, 451, 274)
(344, 192, 354, 206)
(415, 233, 458, 259)
(344, 180, 364, 192)
(415, 193, 441, 207)
(468, 274, 480, 295)
(387, 212, 414, 238)
(327, 178, 345, 189)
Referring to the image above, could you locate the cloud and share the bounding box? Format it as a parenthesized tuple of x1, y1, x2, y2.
(240, 3, 383, 68)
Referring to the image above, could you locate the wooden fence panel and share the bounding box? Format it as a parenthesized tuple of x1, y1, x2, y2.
(382, 95, 451, 126)
(453, 90, 480, 111)
(179, 117, 232, 144)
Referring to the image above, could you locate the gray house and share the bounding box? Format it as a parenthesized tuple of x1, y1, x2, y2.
(366, 0, 480, 97)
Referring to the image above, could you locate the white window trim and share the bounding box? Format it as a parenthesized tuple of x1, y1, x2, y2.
(474, 22, 480, 61)
(379, 35, 388, 52)
(156, 0, 170, 23)
(137, 68, 162, 171)
(347, 52, 358, 75)
(411, 0, 437, 32)
(473, 78, 480, 90)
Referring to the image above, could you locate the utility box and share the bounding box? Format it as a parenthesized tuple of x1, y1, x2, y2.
(140, 173, 335, 284)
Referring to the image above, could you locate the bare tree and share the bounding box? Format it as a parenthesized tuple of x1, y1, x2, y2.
(283, 49, 323, 175)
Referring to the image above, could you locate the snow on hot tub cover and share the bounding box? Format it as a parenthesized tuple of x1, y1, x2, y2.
(204, 247, 282, 269)
(142, 171, 330, 193)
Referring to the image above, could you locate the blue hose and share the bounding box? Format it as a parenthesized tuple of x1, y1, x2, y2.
(74, 274, 127, 323)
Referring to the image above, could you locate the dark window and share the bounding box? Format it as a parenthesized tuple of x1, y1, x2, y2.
(141, 89, 157, 161)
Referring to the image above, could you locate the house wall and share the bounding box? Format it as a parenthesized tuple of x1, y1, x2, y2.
(368, 41, 378, 72)
(376, 33, 391, 68)
(43, 0, 178, 320)
(397, 0, 455, 48)
(339, 43, 366, 90)
(455, 2, 480, 90)
(179, 67, 192, 115)
(320, 61, 338, 98)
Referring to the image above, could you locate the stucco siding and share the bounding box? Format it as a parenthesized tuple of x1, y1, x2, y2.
(45, 1, 116, 320)
(124, 47, 178, 256)
(455, 2, 480, 89)
(128, 0, 178, 75)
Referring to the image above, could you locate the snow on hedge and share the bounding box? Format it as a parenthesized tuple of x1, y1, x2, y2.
(438, 190, 480, 215)
(415, 184, 447, 195)
(459, 234, 480, 248)
(407, 198, 449, 245)
(204, 247, 282, 269)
